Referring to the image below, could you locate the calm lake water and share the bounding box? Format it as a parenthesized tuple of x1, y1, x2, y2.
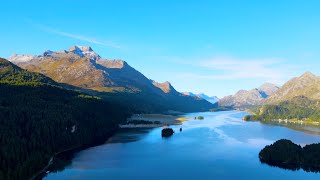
(45, 111, 320, 180)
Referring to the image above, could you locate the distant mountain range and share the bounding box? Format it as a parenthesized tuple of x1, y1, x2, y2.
(219, 83, 280, 108)
(219, 72, 320, 110)
(182, 92, 219, 104)
(245, 72, 320, 122)
(9, 45, 216, 113)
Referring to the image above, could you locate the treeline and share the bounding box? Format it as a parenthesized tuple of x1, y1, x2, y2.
(259, 139, 320, 172)
(243, 96, 320, 122)
(0, 58, 129, 179)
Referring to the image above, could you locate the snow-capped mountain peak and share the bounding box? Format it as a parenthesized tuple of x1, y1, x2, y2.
(8, 45, 104, 65)
(182, 92, 219, 104)
(9, 54, 34, 63)
(68, 45, 100, 60)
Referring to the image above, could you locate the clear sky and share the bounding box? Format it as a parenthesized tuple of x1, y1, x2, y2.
(1, 0, 320, 98)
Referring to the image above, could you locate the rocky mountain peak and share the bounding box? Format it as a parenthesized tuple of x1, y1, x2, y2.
(43, 50, 54, 56)
(266, 71, 320, 104)
(68, 45, 100, 60)
(258, 83, 279, 96)
(219, 83, 280, 108)
(69, 45, 93, 52)
(181, 92, 219, 104)
(152, 81, 176, 94)
(300, 71, 317, 79)
(9, 54, 34, 63)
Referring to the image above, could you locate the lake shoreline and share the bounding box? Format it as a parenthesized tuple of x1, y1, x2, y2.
(36, 113, 188, 179)
(33, 129, 118, 180)
(44, 111, 320, 180)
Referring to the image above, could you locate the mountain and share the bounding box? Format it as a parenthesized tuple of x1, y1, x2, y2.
(182, 92, 197, 97)
(244, 95, 320, 122)
(258, 82, 280, 96)
(267, 72, 320, 104)
(197, 93, 219, 104)
(244, 72, 320, 122)
(0, 58, 57, 86)
(182, 92, 219, 104)
(9, 45, 215, 113)
(0, 58, 127, 180)
(219, 83, 279, 108)
(152, 81, 178, 94)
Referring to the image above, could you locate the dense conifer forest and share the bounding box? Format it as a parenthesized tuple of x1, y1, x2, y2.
(0, 58, 129, 179)
(259, 139, 320, 172)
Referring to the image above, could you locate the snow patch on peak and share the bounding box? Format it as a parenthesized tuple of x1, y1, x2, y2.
(9, 45, 103, 64)
(69, 45, 92, 52)
(78, 46, 93, 52)
(9, 54, 34, 63)
(196, 93, 219, 104)
(69, 45, 100, 60)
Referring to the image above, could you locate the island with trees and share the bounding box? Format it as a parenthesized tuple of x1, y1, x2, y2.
(259, 139, 320, 172)
(161, 128, 174, 137)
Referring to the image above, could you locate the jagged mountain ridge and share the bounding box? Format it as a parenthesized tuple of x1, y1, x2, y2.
(9, 46, 152, 93)
(9, 45, 216, 113)
(266, 72, 320, 104)
(182, 92, 219, 104)
(219, 83, 280, 108)
(197, 93, 219, 104)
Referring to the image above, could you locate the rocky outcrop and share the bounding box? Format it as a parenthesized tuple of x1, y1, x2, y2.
(161, 128, 174, 137)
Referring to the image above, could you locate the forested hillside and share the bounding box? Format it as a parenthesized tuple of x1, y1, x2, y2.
(243, 96, 320, 122)
(0, 58, 128, 179)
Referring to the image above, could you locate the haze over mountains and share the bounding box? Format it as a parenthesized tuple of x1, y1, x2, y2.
(220, 71, 320, 122)
(8, 45, 216, 113)
(182, 92, 219, 104)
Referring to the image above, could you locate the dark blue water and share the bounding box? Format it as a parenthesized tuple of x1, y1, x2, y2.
(45, 111, 320, 180)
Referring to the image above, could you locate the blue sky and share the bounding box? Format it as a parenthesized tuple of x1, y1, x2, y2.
(1, 0, 320, 97)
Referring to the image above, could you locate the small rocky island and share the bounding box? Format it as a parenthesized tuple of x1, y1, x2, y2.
(194, 116, 204, 120)
(162, 128, 174, 137)
(259, 139, 320, 172)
